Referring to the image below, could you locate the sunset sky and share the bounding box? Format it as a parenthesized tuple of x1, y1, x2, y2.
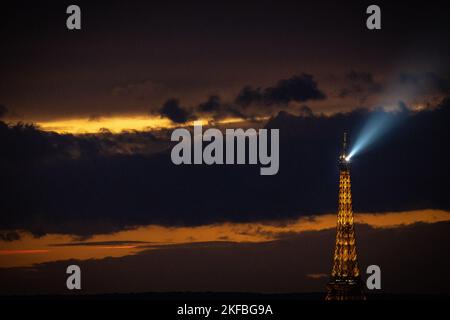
(1, 0, 450, 296)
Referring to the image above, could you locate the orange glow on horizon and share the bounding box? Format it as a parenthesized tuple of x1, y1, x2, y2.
(96, 246, 138, 249)
(32, 115, 255, 134)
(36, 115, 176, 134)
(0, 249, 50, 255)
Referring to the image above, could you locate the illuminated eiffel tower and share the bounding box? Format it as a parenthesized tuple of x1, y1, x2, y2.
(325, 133, 365, 300)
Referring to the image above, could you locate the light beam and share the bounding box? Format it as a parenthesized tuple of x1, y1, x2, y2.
(347, 108, 400, 159)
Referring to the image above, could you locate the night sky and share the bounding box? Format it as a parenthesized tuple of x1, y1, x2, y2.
(1, 0, 450, 296)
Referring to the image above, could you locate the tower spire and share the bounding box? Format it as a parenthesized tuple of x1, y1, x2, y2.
(342, 132, 347, 157)
(326, 132, 365, 300)
(339, 131, 350, 169)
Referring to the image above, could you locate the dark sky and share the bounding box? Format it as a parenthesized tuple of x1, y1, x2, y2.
(1, 0, 449, 120)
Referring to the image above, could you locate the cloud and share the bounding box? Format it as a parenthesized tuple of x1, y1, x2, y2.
(0, 98, 450, 237)
(264, 74, 327, 105)
(195, 95, 247, 120)
(399, 72, 450, 95)
(154, 74, 325, 122)
(198, 95, 221, 112)
(234, 86, 263, 108)
(0, 121, 171, 165)
(158, 98, 196, 123)
(235, 74, 326, 107)
(339, 70, 383, 99)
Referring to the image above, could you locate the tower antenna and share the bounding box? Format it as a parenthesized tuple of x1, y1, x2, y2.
(343, 132, 347, 155)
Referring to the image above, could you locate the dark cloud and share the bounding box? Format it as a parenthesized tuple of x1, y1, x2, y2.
(1, 221, 450, 295)
(156, 74, 325, 122)
(196, 95, 247, 120)
(235, 74, 326, 107)
(1, 98, 450, 236)
(399, 72, 450, 95)
(264, 74, 326, 105)
(198, 95, 221, 113)
(158, 99, 195, 123)
(298, 105, 314, 117)
(234, 86, 263, 108)
(0, 121, 170, 165)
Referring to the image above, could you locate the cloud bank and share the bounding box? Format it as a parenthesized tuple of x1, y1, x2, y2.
(1, 97, 450, 236)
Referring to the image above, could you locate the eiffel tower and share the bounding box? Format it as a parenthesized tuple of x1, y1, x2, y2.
(325, 133, 365, 300)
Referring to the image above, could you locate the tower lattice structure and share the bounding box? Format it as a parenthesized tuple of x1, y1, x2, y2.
(325, 133, 365, 300)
